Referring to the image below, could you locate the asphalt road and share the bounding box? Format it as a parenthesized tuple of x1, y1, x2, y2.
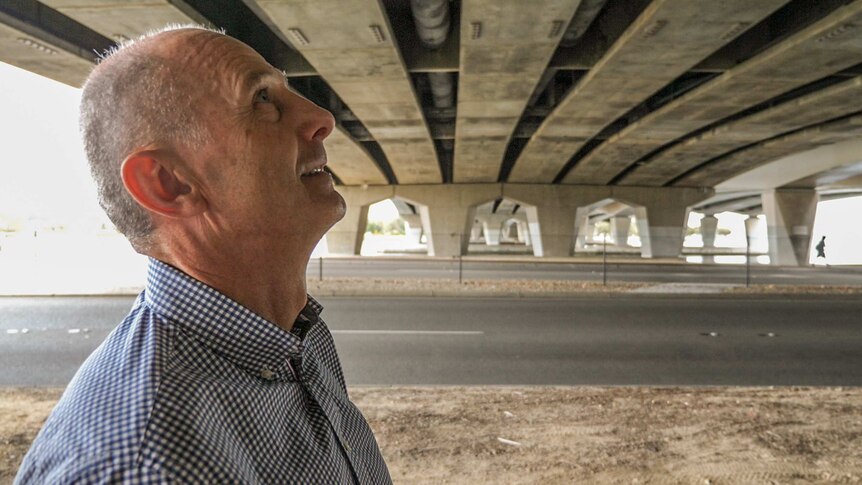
(2, 296, 861, 387)
(305, 258, 862, 286)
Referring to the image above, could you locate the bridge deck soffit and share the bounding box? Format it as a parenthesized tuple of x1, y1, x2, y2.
(565, 0, 862, 186)
(508, 0, 788, 184)
(625, 76, 862, 186)
(253, 0, 441, 185)
(453, 0, 582, 183)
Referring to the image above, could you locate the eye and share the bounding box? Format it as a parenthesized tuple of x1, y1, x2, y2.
(253, 88, 272, 104)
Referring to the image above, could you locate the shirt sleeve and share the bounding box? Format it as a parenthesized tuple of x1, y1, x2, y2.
(15, 453, 172, 485)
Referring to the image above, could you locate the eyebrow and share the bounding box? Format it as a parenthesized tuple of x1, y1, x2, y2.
(240, 69, 282, 96)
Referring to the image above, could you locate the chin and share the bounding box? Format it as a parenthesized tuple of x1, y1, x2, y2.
(326, 190, 347, 226)
(312, 188, 347, 233)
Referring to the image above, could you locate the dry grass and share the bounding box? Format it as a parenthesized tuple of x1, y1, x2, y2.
(4, 387, 862, 484)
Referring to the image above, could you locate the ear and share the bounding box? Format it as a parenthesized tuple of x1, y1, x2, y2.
(120, 150, 207, 218)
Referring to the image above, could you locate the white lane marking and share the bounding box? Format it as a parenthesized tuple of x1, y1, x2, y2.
(331, 330, 483, 336)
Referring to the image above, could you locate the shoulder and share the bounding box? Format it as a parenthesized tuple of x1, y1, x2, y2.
(15, 295, 178, 484)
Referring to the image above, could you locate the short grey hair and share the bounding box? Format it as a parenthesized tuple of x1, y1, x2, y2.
(80, 24, 222, 251)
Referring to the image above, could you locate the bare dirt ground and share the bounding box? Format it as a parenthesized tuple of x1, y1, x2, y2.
(3, 387, 861, 484)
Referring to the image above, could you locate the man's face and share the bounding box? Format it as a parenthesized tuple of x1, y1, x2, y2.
(165, 31, 345, 247)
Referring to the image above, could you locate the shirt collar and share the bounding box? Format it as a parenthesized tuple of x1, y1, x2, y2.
(144, 258, 322, 376)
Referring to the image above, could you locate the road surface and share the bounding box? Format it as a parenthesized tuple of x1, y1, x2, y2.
(2, 295, 861, 387)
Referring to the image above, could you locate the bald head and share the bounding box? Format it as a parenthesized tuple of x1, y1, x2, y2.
(80, 26, 221, 251)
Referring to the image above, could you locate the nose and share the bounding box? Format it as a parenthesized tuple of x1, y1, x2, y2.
(295, 94, 335, 142)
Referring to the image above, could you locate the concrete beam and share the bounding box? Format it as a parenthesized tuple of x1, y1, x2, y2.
(569, 1, 862, 185)
(628, 76, 862, 186)
(0, 1, 112, 87)
(509, 0, 787, 183)
(39, 1, 200, 40)
(453, 0, 582, 183)
(683, 114, 862, 188)
(715, 135, 862, 192)
(325, 127, 388, 185)
(254, 0, 440, 184)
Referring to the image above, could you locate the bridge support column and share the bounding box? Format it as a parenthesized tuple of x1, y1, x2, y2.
(479, 213, 511, 246)
(396, 184, 502, 257)
(610, 216, 630, 247)
(613, 187, 710, 259)
(504, 185, 611, 258)
(745, 215, 763, 263)
(761, 189, 818, 266)
(401, 213, 424, 245)
(700, 214, 718, 263)
(516, 220, 530, 244)
(328, 186, 395, 255)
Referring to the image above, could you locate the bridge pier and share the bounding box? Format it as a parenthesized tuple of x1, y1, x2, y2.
(610, 215, 631, 247)
(396, 184, 502, 257)
(327, 186, 394, 255)
(329, 184, 712, 259)
(761, 189, 818, 266)
(700, 214, 719, 263)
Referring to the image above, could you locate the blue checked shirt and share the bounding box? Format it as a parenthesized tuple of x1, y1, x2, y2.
(15, 258, 391, 484)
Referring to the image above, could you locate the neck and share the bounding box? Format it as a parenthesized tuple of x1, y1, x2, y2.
(152, 233, 313, 332)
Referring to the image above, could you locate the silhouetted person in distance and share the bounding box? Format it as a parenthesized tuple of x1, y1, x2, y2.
(816, 235, 826, 259)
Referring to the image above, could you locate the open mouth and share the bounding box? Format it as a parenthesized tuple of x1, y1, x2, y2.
(301, 165, 330, 178)
(301, 167, 327, 177)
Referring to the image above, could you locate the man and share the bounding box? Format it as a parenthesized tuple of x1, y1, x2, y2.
(15, 25, 391, 484)
(816, 235, 827, 259)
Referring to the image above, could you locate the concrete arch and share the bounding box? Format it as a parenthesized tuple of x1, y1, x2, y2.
(326, 186, 395, 255)
(572, 198, 638, 254)
(394, 184, 502, 257)
(468, 198, 533, 254)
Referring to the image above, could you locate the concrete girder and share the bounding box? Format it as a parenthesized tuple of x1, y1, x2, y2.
(624, 76, 862, 186)
(695, 193, 764, 215)
(508, 0, 786, 183)
(327, 185, 395, 255)
(325, 126, 388, 185)
(41, 1, 386, 185)
(254, 0, 440, 184)
(39, 1, 200, 40)
(0, 20, 93, 87)
(715, 136, 862, 192)
(789, 161, 862, 190)
(679, 115, 862, 187)
(453, 0, 582, 182)
(566, 0, 862, 185)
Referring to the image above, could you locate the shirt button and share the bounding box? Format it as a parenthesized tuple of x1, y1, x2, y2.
(338, 434, 352, 452)
(260, 368, 275, 380)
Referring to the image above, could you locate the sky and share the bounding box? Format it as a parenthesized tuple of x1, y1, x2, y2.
(2, 59, 861, 265)
(0, 61, 106, 225)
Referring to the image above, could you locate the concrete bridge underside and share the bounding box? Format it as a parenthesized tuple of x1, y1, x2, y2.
(3, 0, 862, 266)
